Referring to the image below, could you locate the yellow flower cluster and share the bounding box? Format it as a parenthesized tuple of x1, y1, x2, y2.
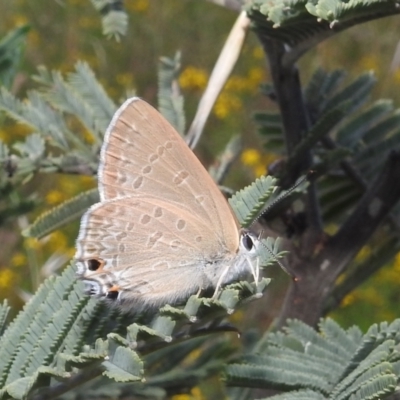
(11, 252, 27, 267)
(12, 14, 28, 26)
(171, 387, 204, 400)
(214, 67, 265, 120)
(0, 268, 16, 290)
(116, 72, 134, 87)
(46, 190, 64, 205)
(126, 0, 149, 12)
(357, 55, 378, 72)
(178, 46, 266, 120)
(337, 247, 400, 324)
(78, 16, 97, 29)
(179, 67, 208, 91)
(214, 92, 241, 119)
(241, 148, 278, 177)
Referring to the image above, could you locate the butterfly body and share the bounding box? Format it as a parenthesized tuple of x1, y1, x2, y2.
(75, 98, 259, 311)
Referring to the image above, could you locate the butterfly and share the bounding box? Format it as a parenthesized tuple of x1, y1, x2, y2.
(74, 98, 261, 311)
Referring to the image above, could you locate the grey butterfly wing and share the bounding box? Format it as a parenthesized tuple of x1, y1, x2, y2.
(98, 97, 239, 249)
(75, 196, 234, 308)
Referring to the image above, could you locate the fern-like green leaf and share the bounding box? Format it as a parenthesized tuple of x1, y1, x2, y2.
(13, 133, 45, 162)
(226, 318, 400, 399)
(265, 389, 325, 400)
(102, 347, 143, 382)
(158, 52, 185, 135)
(34, 66, 103, 141)
(355, 130, 400, 178)
(90, 0, 128, 39)
(23, 188, 99, 239)
(288, 101, 350, 170)
(0, 88, 90, 151)
(229, 175, 278, 227)
(321, 71, 376, 115)
(349, 373, 396, 400)
(67, 61, 116, 132)
(319, 318, 359, 355)
(305, 68, 346, 113)
(336, 100, 394, 147)
(0, 25, 30, 89)
(248, 1, 400, 65)
(0, 301, 10, 338)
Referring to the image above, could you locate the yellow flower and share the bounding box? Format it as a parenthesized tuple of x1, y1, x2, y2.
(46, 190, 64, 205)
(28, 31, 40, 48)
(241, 149, 279, 177)
(11, 253, 27, 267)
(25, 237, 41, 250)
(66, 248, 76, 258)
(252, 46, 265, 60)
(171, 387, 204, 400)
(179, 67, 208, 90)
(393, 69, 400, 83)
(358, 56, 378, 72)
(79, 16, 97, 29)
(225, 76, 247, 92)
(116, 73, 134, 86)
(0, 268, 15, 289)
(247, 67, 265, 89)
(60, 176, 79, 194)
(12, 14, 28, 26)
(354, 246, 371, 262)
(341, 293, 356, 307)
(241, 149, 261, 166)
(0, 129, 8, 142)
(254, 164, 267, 177)
(214, 93, 241, 119)
(81, 128, 96, 145)
(126, 0, 150, 12)
(48, 231, 68, 251)
(229, 309, 244, 323)
(393, 251, 400, 271)
(80, 175, 96, 188)
(359, 287, 383, 307)
(171, 395, 191, 400)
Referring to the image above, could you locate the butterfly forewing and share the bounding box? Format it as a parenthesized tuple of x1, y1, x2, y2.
(98, 98, 239, 247)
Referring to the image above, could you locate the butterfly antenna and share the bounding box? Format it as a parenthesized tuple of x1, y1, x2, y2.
(250, 172, 312, 229)
(257, 233, 297, 280)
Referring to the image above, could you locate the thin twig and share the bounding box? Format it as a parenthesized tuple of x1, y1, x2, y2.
(186, 11, 250, 149)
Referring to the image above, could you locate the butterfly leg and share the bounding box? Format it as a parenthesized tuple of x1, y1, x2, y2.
(245, 256, 259, 284)
(212, 264, 231, 299)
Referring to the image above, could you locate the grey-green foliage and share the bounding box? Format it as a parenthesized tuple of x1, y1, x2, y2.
(90, 0, 128, 39)
(0, 301, 10, 337)
(0, 25, 29, 89)
(248, 0, 400, 65)
(0, 261, 277, 399)
(0, 61, 114, 184)
(0, 61, 115, 229)
(158, 52, 186, 135)
(227, 318, 400, 399)
(22, 188, 100, 239)
(256, 68, 400, 223)
(229, 175, 279, 227)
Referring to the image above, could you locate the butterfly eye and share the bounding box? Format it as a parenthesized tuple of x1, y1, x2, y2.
(87, 258, 103, 271)
(106, 290, 119, 300)
(242, 233, 254, 251)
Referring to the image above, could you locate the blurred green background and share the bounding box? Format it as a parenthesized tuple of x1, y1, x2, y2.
(1, 0, 400, 333)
